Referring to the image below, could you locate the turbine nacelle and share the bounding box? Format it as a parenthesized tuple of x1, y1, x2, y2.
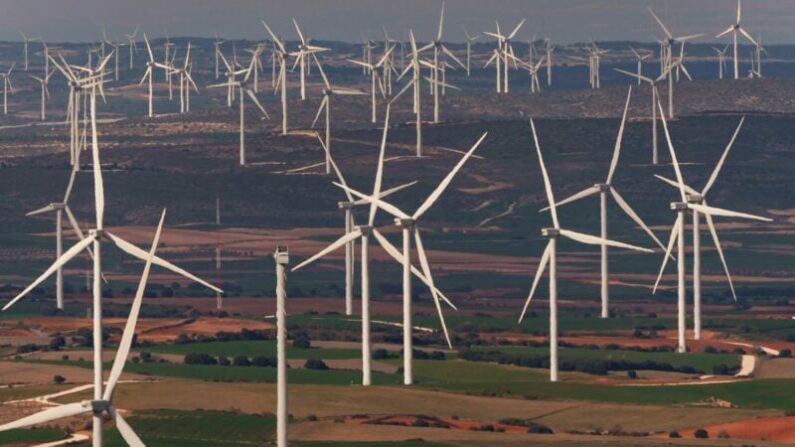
(395, 218, 416, 228)
(686, 193, 705, 204)
(670, 202, 689, 212)
(337, 201, 354, 210)
(594, 183, 610, 192)
(274, 246, 289, 265)
(357, 225, 373, 236)
(541, 228, 560, 238)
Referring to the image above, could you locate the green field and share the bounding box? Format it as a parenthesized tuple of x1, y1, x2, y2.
(0, 427, 66, 445)
(412, 359, 795, 410)
(470, 345, 740, 373)
(31, 359, 402, 385)
(145, 340, 365, 360)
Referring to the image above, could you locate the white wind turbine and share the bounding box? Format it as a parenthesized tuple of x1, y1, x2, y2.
(0, 211, 168, 447)
(171, 42, 199, 114)
(312, 55, 366, 174)
(293, 106, 445, 386)
(395, 30, 435, 157)
(630, 47, 652, 85)
(3, 55, 221, 445)
(18, 31, 41, 72)
(520, 119, 652, 382)
(25, 168, 93, 310)
(213, 33, 225, 79)
(653, 116, 771, 342)
(319, 135, 415, 316)
(717, 0, 757, 80)
(544, 38, 555, 87)
(336, 132, 488, 385)
(588, 43, 610, 89)
(540, 88, 666, 319)
(30, 68, 54, 120)
(125, 26, 139, 70)
(263, 22, 290, 136)
(139, 33, 171, 118)
(1, 65, 15, 115)
(649, 8, 704, 79)
(209, 63, 270, 166)
(483, 19, 525, 94)
(291, 19, 330, 101)
(417, 2, 466, 123)
(348, 46, 393, 124)
(714, 45, 729, 80)
(615, 61, 679, 163)
(462, 27, 480, 76)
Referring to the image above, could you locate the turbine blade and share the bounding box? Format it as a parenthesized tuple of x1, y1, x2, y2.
(413, 133, 488, 219)
(369, 105, 391, 226)
(654, 175, 700, 197)
(104, 210, 166, 400)
(111, 407, 145, 447)
(530, 119, 559, 228)
(688, 203, 772, 222)
(657, 101, 687, 202)
(610, 188, 667, 253)
(702, 117, 745, 196)
(606, 86, 632, 184)
(106, 232, 223, 293)
(653, 216, 681, 294)
(334, 182, 410, 220)
(370, 228, 456, 309)
(26, 203, 56, 217)
(705, 212, 737, 301)
(414, 230, 453, 348)
(518, 241, 551, 323)
(539, 186, 597, 212)
(3, 236, 94, 311)
(559, 229, 653, 253)
(291, 229, 362, 272)
(0, 402, 89, 431)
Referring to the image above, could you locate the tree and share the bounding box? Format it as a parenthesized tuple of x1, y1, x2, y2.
(232, 355, 251, 367)
(53, 375, 66, 385)
(304, 359, 328, 370)
(49, 336, 66, 351)
(694, 429, 709, 439)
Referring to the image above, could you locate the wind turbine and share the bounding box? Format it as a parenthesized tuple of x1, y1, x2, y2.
(18, 31, 41, 71)
(336, 132, 488, 385)
(653, 116, 771, 341)
(312, 55, 366, 174)
(615, 62, 677, 163)
(263, 22, 290, 136)
(213, 33, 225, 79)
(417, 2, 466, 122)
(630, 47, 652, 85)
(752, 35, 767, 78)
(209, 63, 270, 166)
(171, 42, 199, 114)
(520, 119, 652, 382)
(588, 43, 610, 89)
(713, 45, 729, 79)
(649, 8, 704, 78)
(3, 54, 221, 445)
(0, 211, 167, 447)
(540, 88, 666, 319)
(292, 106, 444, 386)
(395, 30, 433, 157)
(25, 168, 91, 310)
(30, 68, 54, 120)
(291, 19, 329, 100)
(125, 26, 139, 70)
(348, 46, 392, 124)
(139, 33, 171, 118)
(320, 136, 415, 316)
(484, 19, 525, 93)
(717, 0, 756, 80)
(544, 38, 555, 87)
(1, 65, 15, 115)
(463, 27, 480, 76)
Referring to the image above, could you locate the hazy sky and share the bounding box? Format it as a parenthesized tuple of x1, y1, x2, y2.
(1, 0, 793, 45)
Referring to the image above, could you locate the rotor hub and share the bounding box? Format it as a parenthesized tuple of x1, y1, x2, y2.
(594, 183, 610, 192)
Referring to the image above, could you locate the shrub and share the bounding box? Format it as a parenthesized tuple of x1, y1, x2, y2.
(627, 370, 637, 379)
(218, 357, 231, 366)
(232, 356, 251, 367)
(694, 428, 709, 439)
(779, 348, 792, 358)
(53, 375, 66, 385)
(669, 431, 681, 438)
(252, 356, 276, 367)
(49, 336, 66, 351)
(304, 359, 329, 370)
(184, 353, 218, 365)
